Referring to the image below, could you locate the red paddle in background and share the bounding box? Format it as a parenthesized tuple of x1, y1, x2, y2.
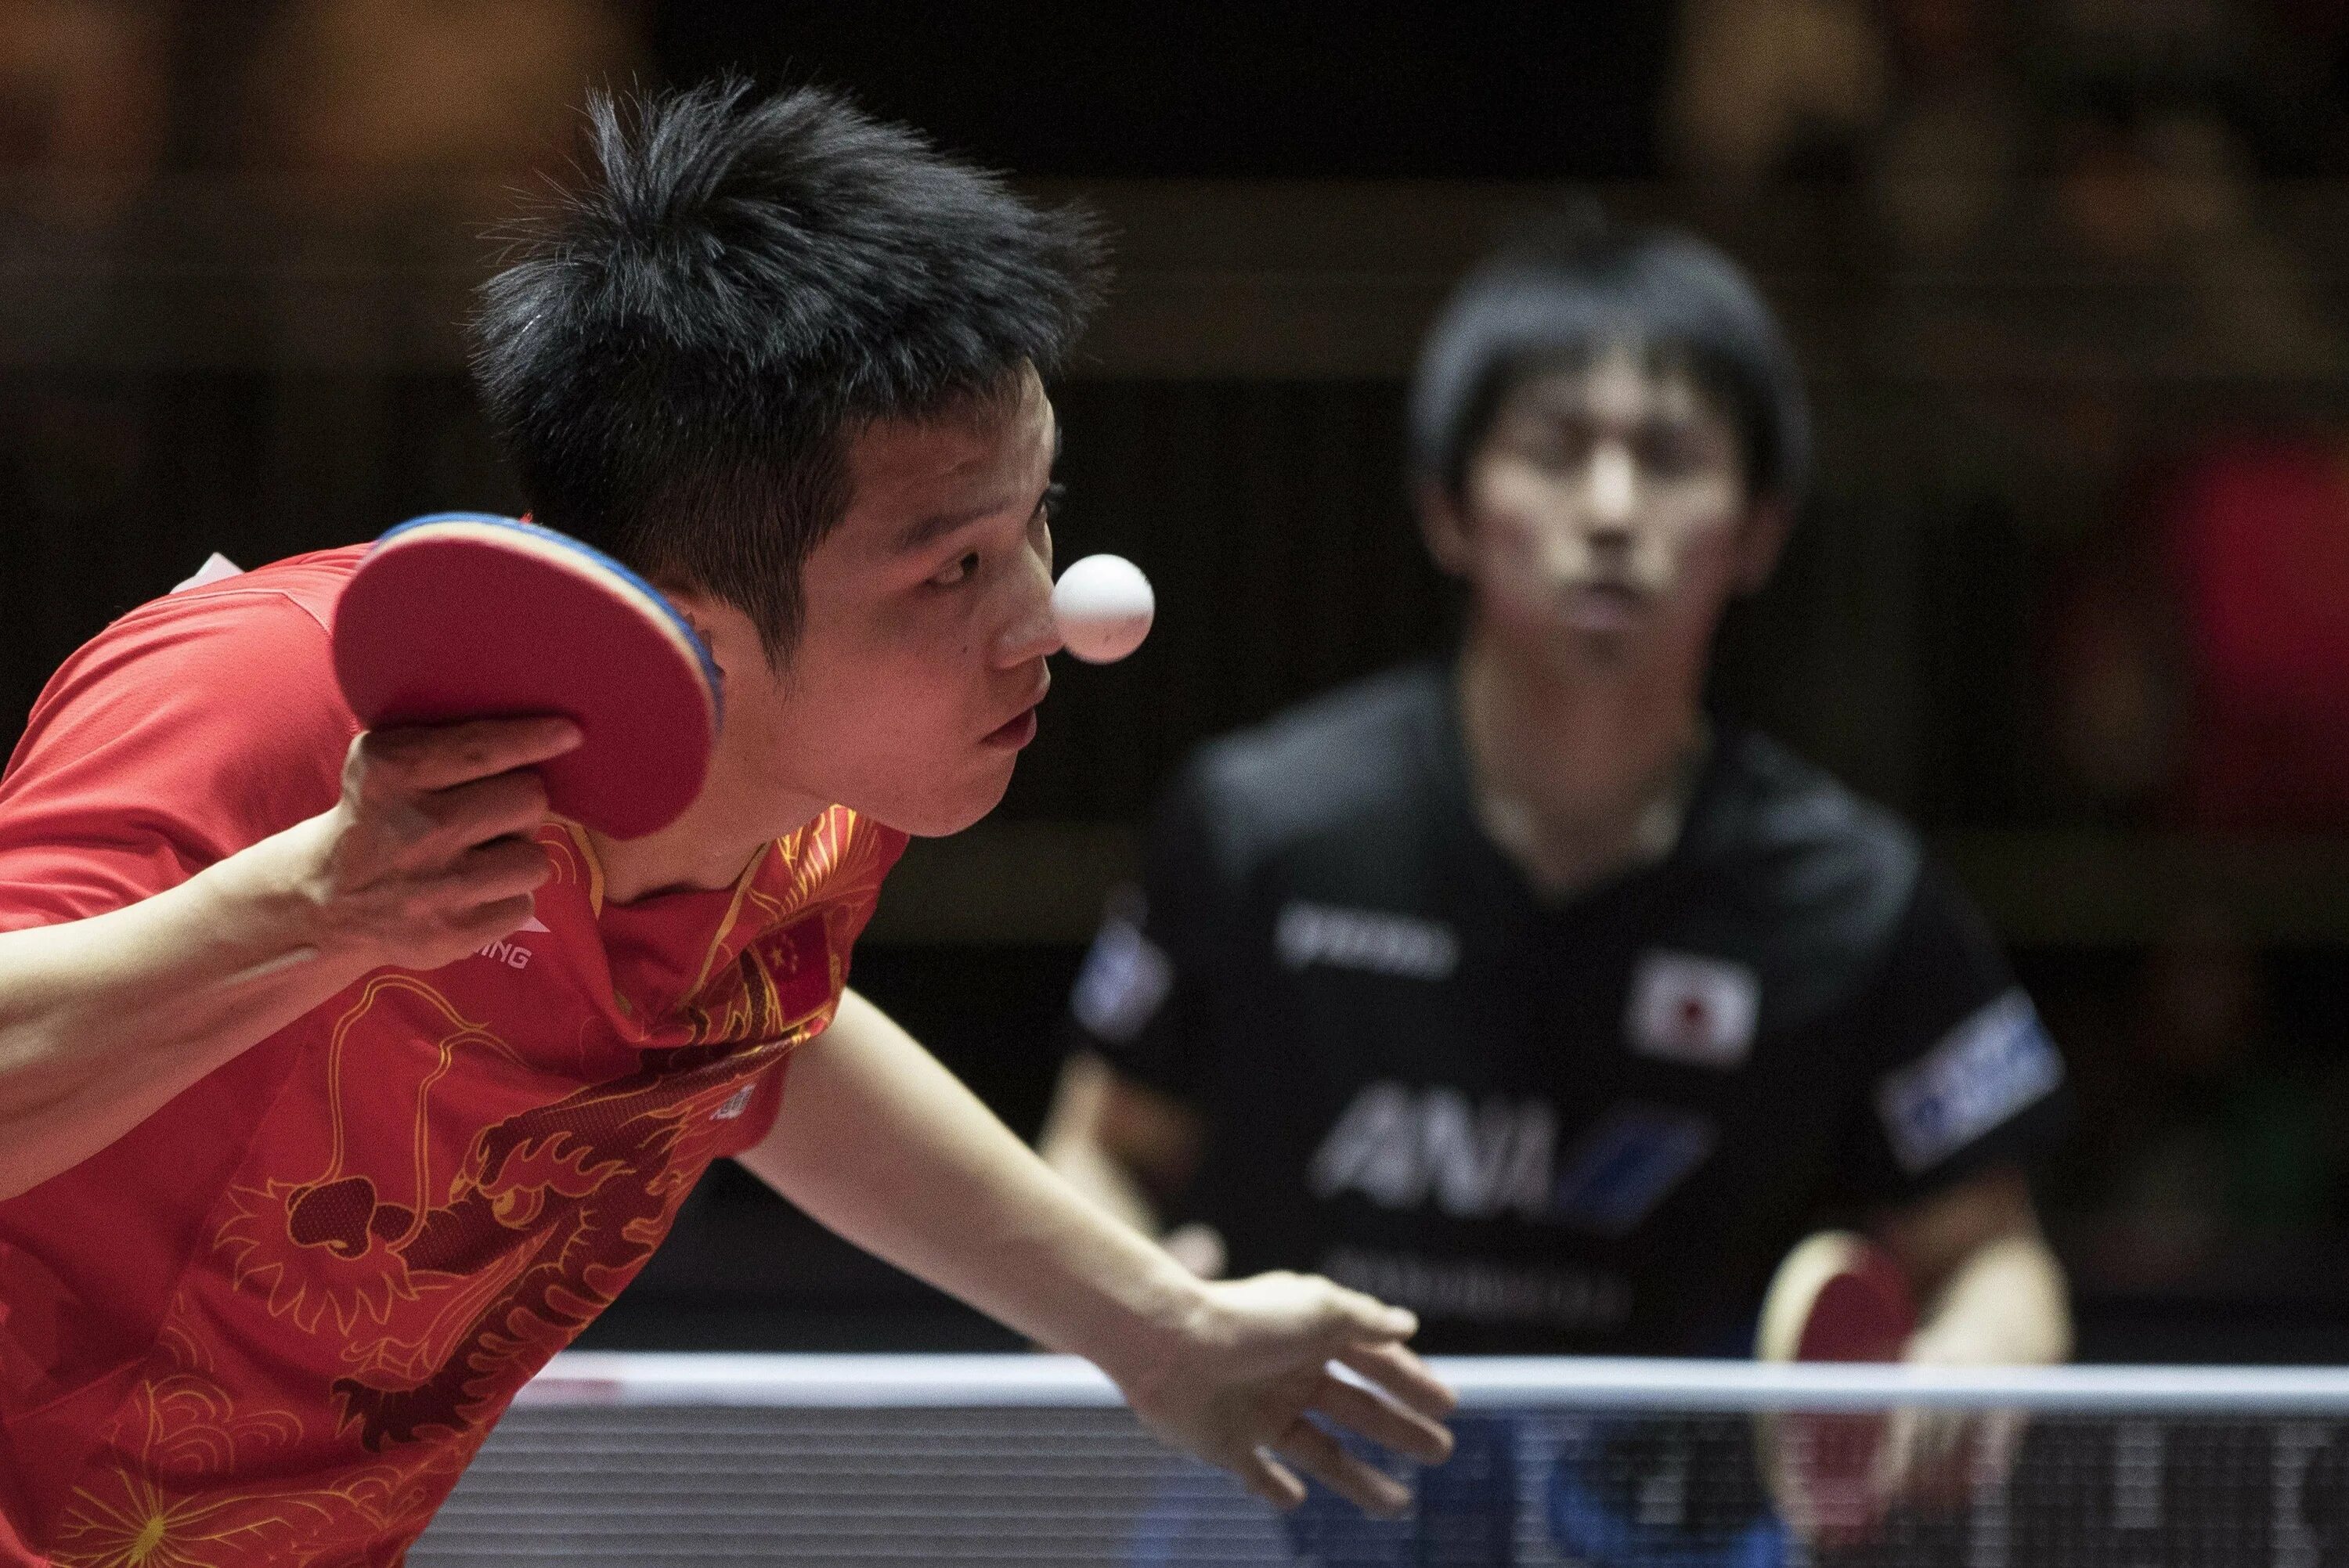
(1758, 1231, 1918, 1365)
(1755, 1231, 1919, 1549)
(333, 514, 722, 840)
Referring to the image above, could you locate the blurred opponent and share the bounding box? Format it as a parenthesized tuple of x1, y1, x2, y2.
(0, 81, 1454, 1566)
(1045, 214, 2071, 1559)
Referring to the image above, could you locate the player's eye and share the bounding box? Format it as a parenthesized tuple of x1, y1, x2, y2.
(931, 550, 983, 589)
(1518, 423, 1590, 474)
(1640, 427, 1709, 478)
(1037, 481, 1066, 521)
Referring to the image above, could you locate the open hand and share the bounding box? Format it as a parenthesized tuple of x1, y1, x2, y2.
(1114, 1270, 1458, 1517)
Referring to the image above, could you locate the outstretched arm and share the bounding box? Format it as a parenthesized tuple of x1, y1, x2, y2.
(738, 989, 1456, 1514)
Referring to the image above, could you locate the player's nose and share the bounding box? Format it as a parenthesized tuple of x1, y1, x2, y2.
(994, 548, 1063, 666)
(1587, 442, 1637, 524)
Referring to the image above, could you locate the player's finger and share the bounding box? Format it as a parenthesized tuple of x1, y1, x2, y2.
(1304, 1278, 1419, 1350)
(1272, 1418, 1410, 1519)
(1875, 1405, 1968, 1504)
(1969, 1409, 2027, 1493)
(1870, 1404, 1921, 1498)
(410, 768, 552, 853)
(1333, 1341, 1459, 1422)
(1310, 1372, 1454, 1465)
(359, 716, 583, 795)
(1917, 1408, 1966, 1469)
(1921, 1411, 1985, 1505)
(1230, 1447, 1307, 1511)
(442, 892, 544, 951)
(428, 837, 557, 910)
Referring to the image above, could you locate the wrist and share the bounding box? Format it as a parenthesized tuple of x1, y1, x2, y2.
(197, 814, 362, 972)
(1077, 1242, 1217, 1399)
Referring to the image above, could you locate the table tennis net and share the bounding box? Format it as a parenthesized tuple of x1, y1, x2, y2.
(412, 1354, 2349, 1567)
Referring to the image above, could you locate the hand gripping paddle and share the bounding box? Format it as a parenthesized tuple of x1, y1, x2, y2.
(1755, 1231, 1920, 1549)
(332, 514, 722, 839)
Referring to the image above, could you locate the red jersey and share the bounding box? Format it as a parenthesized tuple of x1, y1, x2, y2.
(0, 549, 905, 1565)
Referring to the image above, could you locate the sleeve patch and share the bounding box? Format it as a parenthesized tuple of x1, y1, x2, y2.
(1070, 911, 1174, 1045)
(1875, 989, 2063, 1174)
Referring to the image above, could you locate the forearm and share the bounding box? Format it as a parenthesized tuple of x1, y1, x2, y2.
(738, 989, 1204, 1382)
(0, 816, 368, 1197)
(1907, 1231, 2071, 1366)
(1044, 1133, 1164, 1236)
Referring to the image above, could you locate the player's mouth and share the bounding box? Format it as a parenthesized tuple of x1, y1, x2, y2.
(1559, 579, 1652, 633)
(980, 674, 1051, 750)
(982, 707, 1040, 749)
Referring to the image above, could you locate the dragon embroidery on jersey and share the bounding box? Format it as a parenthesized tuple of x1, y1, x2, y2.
(41, 810, 896, 1566)
(214, 811, 890, 1440)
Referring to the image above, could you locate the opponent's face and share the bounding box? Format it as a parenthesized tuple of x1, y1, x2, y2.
(1427, 344, 1786, 671)
(718, 366, 1062, 838)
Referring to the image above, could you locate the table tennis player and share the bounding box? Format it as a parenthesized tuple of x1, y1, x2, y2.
(0, 81, 1455, 1566)
(1044, 214, 2070, 1556)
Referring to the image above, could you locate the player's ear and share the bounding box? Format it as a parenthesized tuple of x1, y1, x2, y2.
(656, 585, 730, 665)
(1732, 497, 1793, 594)
(1416, 483, 1474, 578)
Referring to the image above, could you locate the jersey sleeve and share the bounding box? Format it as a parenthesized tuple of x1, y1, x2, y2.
(0, 587, 357, 931)
(1064, 761, 1235, 1111)
(1835, 860, 2068, 1205)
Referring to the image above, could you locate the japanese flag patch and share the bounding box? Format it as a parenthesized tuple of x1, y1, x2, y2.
(1626, 950, 1760, 1069)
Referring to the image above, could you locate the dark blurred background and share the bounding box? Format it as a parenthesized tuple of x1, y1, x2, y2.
(3, 0, 2347, 1361)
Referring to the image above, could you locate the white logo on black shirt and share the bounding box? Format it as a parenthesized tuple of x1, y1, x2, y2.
(1308, 1083, 1555, 1219)
(1308, 1083, 1717, 1235)
(1275, 903, 1460, 981)
(1875, 989, 2062, 1173)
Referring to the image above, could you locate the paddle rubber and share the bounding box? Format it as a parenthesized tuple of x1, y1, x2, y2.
(1757, 1231, 1918, 1364)
(1755, 1231, 1920, 1548)
(333, 514, 721, 839)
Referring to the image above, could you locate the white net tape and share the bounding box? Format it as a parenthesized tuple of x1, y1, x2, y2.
(413, 1354, 2349, 1566)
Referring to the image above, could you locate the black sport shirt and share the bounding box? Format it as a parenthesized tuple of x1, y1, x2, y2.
(1066, 662, 2064, 1354)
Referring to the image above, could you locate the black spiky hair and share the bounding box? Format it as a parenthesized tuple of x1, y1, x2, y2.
(1409, 209, 1809, 509)
(469, 78, 1107, 658)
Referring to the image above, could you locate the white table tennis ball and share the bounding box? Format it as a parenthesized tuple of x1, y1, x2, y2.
(1052, 553, 1155, 664)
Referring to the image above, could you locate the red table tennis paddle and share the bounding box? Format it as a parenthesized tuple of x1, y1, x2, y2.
(332, 514, 721, 840)
(1758, 1230, 1918, 1365)
(1755, 1231, 1919, 1549)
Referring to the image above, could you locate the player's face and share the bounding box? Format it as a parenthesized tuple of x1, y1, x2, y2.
(1435, 344, 1783, 671)
(734, 366, 1062, 837)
